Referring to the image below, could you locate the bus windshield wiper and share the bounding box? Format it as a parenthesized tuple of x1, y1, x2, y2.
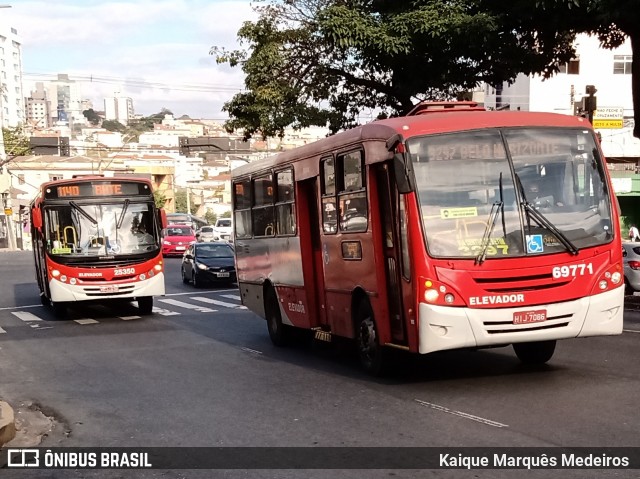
(476, 173, 504, 265)
(116, 199, 130, 229)
(69, 201, 97, 225)
(515, 173, 579, 256)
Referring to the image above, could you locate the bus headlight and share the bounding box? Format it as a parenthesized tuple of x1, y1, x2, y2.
(611, 272, 622, 284)
(599, 280, 608, 290)
(444, 293, 455, 304)
(154, 264, 163, 272)
(69, 278, 77, 285)
(60, 275, 67, 282)
(51, 269, 61, 277)
(424, 289, 439, 303)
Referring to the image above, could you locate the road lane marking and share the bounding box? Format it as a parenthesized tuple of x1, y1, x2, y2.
(0, 304, 42, 311)
(119, 316, 140, 321)
(152, 307, 180, 316)
(190, 297, 246, 309)
(623, 329, 640, 333)
(11, 311, 43, 322)
(0, 326, 6, 334)
(240, 347, 263, 355)
(415, 399, 508, 428)
(158, 298, 217, 313)
(221, 294, 241, 301)
(74, 319, 99, 325)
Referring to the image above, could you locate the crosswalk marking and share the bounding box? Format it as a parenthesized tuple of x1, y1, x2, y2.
(158, 298, 217, 313)
(191, 297, 246, 309)
(11, 311, 43, 322)
(221, 294, 241, 301)
(2, 293, 248, 334)
(74, 319, 99, 325)
(152, 307, 180, 316)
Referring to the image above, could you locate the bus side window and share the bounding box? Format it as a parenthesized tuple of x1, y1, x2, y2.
(338, 151, 367, 233)
(234, 179, 252, 238)
(321, 157, 337, 234)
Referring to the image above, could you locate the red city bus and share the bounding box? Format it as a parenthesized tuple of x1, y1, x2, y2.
(232, 103, 623, 374)
(30, 176, 167, 318)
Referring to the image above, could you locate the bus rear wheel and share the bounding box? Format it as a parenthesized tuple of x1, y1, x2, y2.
(138, 296, 153, 315)
(513, 340, 556, 365)
(266, 289, 289, 347)
(355, 300, 385, 376)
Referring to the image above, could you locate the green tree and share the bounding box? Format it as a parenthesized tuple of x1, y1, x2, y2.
(102, 120, 127, 133)
(213, 0, 640, 138)
(204, 209, 218, 225)
(82, 108, 102, 126)
(220, 210, 232, 218)
(174, 189, 188, 213)
(153, 190, 166, 209)
(1, 126, 30, 157)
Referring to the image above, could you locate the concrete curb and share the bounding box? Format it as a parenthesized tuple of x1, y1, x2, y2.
(0, 401, 16, 447)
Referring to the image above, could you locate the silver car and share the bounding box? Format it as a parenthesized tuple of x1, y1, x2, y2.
(195, 226, 220, 243)
(622, 241, 640, 294)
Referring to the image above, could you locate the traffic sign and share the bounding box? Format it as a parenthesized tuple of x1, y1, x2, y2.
(593, 106, 624, 128)
(4, 208, 12, 216)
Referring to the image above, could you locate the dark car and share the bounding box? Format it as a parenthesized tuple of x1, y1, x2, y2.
(181, 242, 236, 287)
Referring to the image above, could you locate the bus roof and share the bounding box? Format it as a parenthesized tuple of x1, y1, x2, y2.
(232, 111, 592, 178)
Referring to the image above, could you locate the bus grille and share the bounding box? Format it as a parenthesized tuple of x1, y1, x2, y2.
(483, 313, 572, 334)
(472, 272, 571, 292)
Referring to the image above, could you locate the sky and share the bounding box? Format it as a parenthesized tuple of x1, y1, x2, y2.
(2, 0, 258, 119)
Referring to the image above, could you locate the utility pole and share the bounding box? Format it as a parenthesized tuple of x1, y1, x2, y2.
(186, 187, 191, 215)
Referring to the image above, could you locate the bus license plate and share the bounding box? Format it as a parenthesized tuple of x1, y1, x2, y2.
(216, 272, 230, 278)
(100, 285, 119, 293)
(513, 309, 547, 324)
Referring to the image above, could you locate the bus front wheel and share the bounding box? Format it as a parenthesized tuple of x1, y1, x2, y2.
(138, 296, 153, 315)
(355, 300, 385, 376)
(266, 289, 289, 347)
(513, 340, 556, 365)
(51, 301, 67, 319)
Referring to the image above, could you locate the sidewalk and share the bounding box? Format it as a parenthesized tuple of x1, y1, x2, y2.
(0, 401, 16, 447)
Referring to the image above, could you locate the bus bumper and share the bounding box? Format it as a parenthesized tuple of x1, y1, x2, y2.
(417, 286, 624, 354)
(48, 273, 166, 303)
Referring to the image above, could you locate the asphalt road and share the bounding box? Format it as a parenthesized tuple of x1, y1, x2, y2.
(0, 251, 639, 479)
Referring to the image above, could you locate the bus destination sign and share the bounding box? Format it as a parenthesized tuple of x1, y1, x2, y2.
(45, 181, 149, 199)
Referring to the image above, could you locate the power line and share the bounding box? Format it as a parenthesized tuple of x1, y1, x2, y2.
(23, 72, 245, 94)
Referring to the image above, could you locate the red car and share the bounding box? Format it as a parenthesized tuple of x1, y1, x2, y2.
(162, 225, 196, 257)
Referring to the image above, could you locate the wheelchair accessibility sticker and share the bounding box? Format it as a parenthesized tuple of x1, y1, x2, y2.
(526, 234, 544, 254)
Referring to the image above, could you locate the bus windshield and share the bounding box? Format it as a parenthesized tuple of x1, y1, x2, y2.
(407, 127, 613, 259)
(44, 201, 159, 257)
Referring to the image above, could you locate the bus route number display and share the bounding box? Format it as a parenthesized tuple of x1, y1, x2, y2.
(46, 182, 147, 199)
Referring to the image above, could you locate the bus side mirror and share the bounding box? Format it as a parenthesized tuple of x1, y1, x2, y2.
(32, 208, 42, 229)
(393, 153, 414, 194)
(160, 208, 167, 229)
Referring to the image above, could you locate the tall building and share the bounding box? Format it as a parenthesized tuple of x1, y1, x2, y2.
(24, 82, 52, 129)
(0, 22, 25, 128)
(104, 94, 134, 125)
(46, 74, 84, 127)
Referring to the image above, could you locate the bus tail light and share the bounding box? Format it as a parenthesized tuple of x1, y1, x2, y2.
(420, 278, 465, 307)
(591, 263, 623, 294)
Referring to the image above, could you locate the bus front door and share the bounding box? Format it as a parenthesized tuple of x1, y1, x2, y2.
(375, 163, 407, 344)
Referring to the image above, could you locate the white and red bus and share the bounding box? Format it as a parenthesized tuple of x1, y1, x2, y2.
(30, 176, 167, 317)
(232, 102, 623, 374)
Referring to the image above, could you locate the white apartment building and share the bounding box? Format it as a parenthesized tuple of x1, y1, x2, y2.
(484, 34, 639, 160)
(24, 82, 52, 128)
(104, 94, 134, 125)
(46, 74, 84, 128)
(0, 22, 24, 128)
